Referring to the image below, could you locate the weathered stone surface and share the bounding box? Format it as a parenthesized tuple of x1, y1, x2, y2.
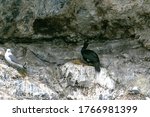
(0, 38, 149, 100)
(0, 0, 150, 100)
(60, 61, 115, 100)
(0, 0, 150, 43)
(0, 62, 59, 100)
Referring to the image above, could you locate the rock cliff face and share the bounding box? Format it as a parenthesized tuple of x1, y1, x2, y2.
(0, 0, 150, 99)
(0, 39, 149, 100)
(0, 0, 150, 42)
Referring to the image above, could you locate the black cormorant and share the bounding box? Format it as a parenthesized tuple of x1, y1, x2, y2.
(81, 41, 100, 72)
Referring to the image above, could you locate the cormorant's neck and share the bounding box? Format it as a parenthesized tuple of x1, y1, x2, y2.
(82, 42, 89, 50)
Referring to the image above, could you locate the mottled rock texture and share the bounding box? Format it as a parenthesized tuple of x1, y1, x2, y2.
(0, 0, 150, 99)
(0, 39, 150, 100)
(0, 0, 150, 42)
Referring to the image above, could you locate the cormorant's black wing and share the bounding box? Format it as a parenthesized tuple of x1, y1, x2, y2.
(81, 49, 99, 63)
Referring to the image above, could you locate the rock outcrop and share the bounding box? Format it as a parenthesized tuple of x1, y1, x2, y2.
(0, 0, 150, 43)
(0, 39, 150, 100)
(0, 0, 150, 99)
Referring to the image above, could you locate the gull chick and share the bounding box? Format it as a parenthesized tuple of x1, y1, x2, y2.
(5, 49, 25, 69)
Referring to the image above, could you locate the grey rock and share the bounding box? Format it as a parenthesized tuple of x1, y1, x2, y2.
(0, 0, 150, 100)
(128, 86, 141, 95)
(0, 37, 149, 100)
(0, 0, 149, 43)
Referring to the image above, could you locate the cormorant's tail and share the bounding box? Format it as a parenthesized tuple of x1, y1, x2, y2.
(94, 62, 100, 72)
